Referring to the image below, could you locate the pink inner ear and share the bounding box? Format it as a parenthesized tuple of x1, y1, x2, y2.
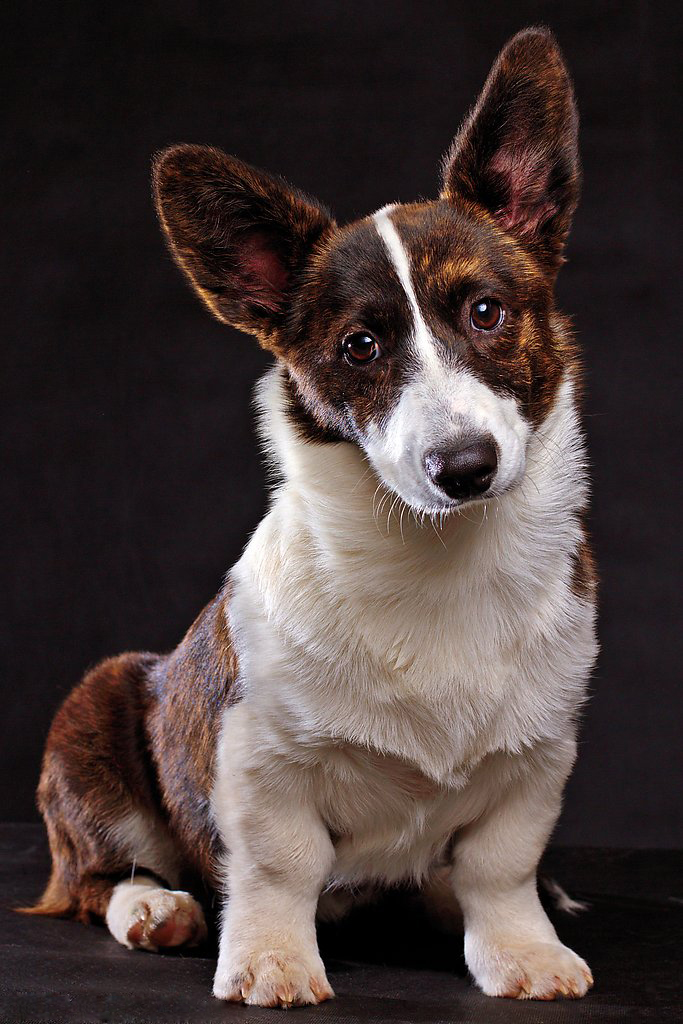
(491, 146, 556, 237)
(239, 233, 289, 311)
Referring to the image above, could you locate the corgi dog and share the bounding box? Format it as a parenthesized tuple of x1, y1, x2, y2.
(27, 27, 597, 1007)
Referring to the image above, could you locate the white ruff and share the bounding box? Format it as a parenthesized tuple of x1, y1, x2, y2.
(211, 365, 597, 888)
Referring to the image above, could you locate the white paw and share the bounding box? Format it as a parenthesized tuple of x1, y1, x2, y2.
(469, 938, 593, 1000)
(213, 947, 334, 1008)
(106, 881, 207, 952)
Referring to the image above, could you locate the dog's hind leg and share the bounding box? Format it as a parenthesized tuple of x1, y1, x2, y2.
(23, 652, 207, 951)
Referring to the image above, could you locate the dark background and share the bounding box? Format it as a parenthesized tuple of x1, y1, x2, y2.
(3, 0, 682, 845)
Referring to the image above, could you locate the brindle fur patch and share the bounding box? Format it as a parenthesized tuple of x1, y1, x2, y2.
(146, 590, 239, 886)
(387, 200, 572, 427)
(25, 652, 164, 921)
(25, 589, 238, 921)
(280, 217, 416, 437)
(569, 522, 598, 601)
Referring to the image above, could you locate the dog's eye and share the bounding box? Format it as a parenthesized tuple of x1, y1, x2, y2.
(470, 298, 504, 331)
(342, 332, 381, 365)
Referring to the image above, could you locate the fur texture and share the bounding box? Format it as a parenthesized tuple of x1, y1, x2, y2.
(29, 26, 597, 1008)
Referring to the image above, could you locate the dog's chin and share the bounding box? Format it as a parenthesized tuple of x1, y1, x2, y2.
(375, 484, 468, 521)
(414, 496, 488, 518)
(389, 490, 484, 521)
(394, 477, 521, 521)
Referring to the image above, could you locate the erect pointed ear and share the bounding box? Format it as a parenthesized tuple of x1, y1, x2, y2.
(152, 145, 335, 346)
(441, 27, 580, 272)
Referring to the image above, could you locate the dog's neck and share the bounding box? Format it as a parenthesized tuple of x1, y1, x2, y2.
(255, 363, 588, 578)
(237, 363, 590, 760)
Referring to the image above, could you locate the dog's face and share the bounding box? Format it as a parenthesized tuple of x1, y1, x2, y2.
(154, 28, 579, 514)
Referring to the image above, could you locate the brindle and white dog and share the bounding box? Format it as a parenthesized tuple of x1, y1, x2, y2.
(27, 27, 597, 1006)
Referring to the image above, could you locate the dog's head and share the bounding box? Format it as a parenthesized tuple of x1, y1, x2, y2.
(153, 27, 579, 514)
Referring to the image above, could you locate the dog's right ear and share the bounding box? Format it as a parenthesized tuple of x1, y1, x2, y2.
(152, 145, 335, 347)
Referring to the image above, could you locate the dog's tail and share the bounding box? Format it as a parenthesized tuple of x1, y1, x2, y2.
(16, 869, 75, 918)
(539, 874, 590, 915)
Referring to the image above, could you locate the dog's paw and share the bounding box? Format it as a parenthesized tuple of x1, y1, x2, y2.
(469, 938, 593, 1000)
(213, 948, 334, 1008)
(107, 883, 207, 952)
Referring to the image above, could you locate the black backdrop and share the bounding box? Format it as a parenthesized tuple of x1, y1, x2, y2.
(3, 0, 682, 845)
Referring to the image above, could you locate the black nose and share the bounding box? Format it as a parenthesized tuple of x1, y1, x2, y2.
(424, 438, 498, 501)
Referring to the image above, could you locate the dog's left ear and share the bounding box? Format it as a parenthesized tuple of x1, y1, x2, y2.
(441, 27, 580, 272)
(152, 144, 335, 347)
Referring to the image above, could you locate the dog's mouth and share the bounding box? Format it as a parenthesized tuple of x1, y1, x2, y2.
(412, 491, 495, 520)
(382, 465, 526, 524)
(374, 480, 499, 527)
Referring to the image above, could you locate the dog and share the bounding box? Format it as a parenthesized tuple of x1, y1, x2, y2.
(26, 26, 597, 1006)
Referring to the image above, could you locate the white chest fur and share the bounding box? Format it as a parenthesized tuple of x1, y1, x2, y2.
(215, 367, 596, 884)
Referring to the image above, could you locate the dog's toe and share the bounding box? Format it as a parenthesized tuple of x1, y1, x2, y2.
(213, 949, 334, 1007)
(107, 883, 207, 952)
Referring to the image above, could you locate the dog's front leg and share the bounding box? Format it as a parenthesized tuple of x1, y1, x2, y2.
(452, 739, 593, 1000)
(212, 711, 335, 1008)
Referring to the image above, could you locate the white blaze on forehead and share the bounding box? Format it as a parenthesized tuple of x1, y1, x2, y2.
(372, 205, 442, 372)
(365, 205, 530, 512)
